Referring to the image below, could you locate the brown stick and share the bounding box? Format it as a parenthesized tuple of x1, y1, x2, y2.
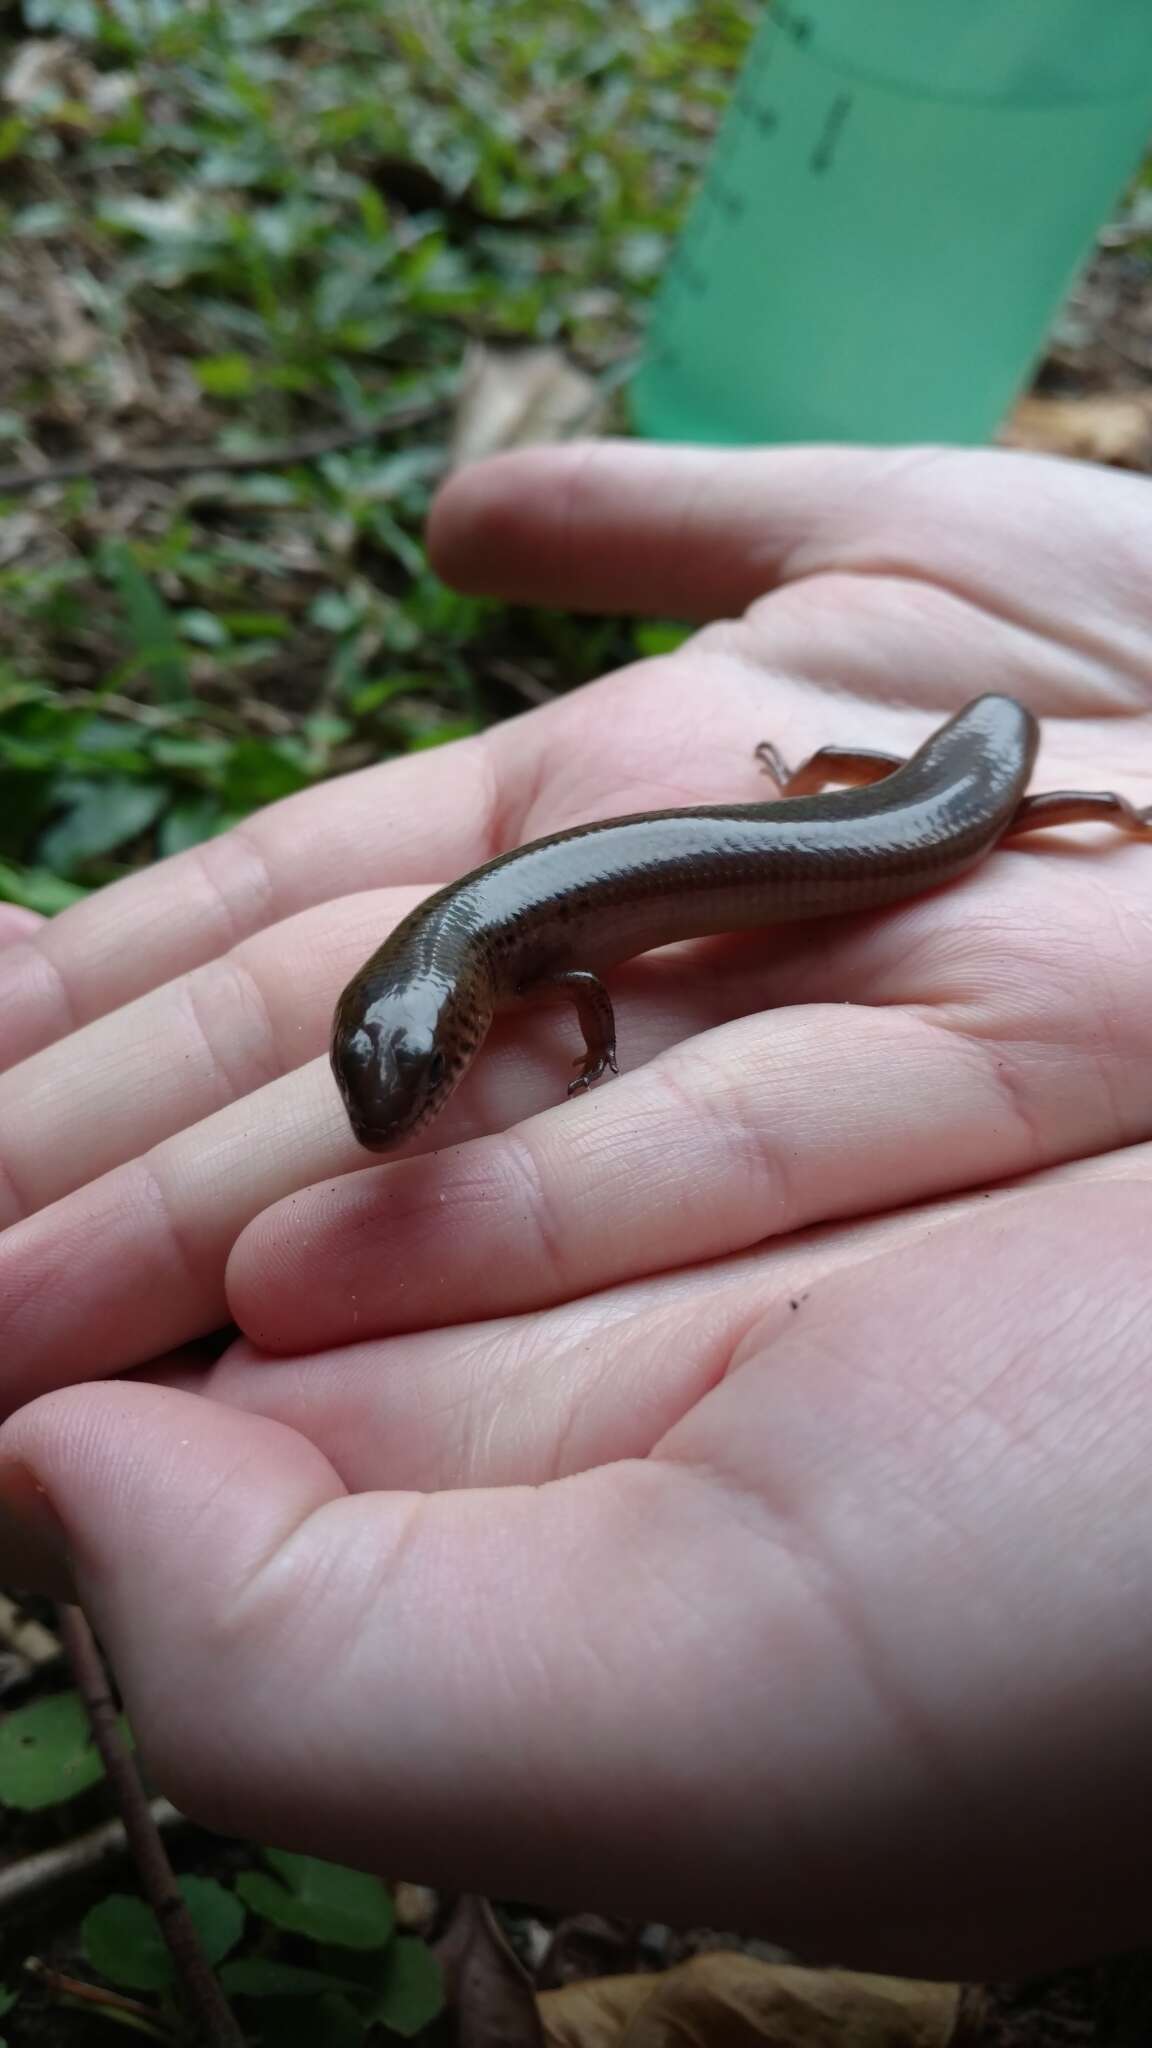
(25, 1957, 178, 2041)
(58, 1604, 246, 2048)
(0, 396, 445, 495)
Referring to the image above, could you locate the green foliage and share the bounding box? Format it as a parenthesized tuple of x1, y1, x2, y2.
(0, 1691, 121, 1810)
(102, 541, 193, 704)
(0, 0, 754, 900)
(222, 1958, 366, 1999)
(83, 1877, 245, 1991)
(68, 1847, 442, 2040)
(368, 1935, 446, 2036)
(236, 1849, 395, 1949)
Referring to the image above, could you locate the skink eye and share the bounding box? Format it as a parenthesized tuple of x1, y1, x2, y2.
(428, 1049, 446, 1089)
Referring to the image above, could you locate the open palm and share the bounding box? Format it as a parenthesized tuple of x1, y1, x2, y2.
(2, 442, 1150, 1972)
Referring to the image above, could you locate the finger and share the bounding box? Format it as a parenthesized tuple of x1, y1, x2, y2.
(0, 639, 786, 1074)
(0, 945, 745, 1400)
(169, 1246, 775, 1493)
(0, 905, 44, 947)
(4, 1184, 1152, 1973)
(429, 442, 1152, 672)
(229, 857, 1152, 1352)
(0, 733, 500, 1071)
(193, 1146, 1152, 1498)
(0, 886, 422, 1220)
(0, 670, 810, 1220)
(7, 825, 1151, 1402)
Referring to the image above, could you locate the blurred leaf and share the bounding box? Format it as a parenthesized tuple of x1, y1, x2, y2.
(38, 777, 168, 876)
(0, 857, 86, 912)
(223, 1958, 365, 1999)
(157, 793, 228, 856)
(0, 116, 29, 161)
(539, 1955, 964, 2048)
(237, 1850, 395, 1950)
(633, 621, 691, 657)
(367, 1937, 444, 2037)
(84, 1876, 245, 1992)
(218, 739, 310, 808)
(0, 1692, 112, 1809)
(406, 717, 477, 750)
(437, 1898, 542, 2048)
(196, 351, 257, 396)
(103, 541, 191, 704)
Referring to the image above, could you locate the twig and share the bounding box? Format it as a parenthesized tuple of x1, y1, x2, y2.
(58, 1605, 246, 2048)
(24, 1958, 179, 2043)
(0, 397, 446, 495)
(0, 1798, 184, 1912)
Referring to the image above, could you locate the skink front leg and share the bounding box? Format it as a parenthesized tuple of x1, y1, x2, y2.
(522, 968, 619, 1097)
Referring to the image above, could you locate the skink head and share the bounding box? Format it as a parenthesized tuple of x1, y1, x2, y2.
(330, 970, 475, 1153)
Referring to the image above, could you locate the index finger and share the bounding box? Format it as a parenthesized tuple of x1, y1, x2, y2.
(0, 740, 499, 1071)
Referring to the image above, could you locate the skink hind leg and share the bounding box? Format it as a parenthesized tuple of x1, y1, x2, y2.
(521, 968, 619, 1098)
(1005, 790, 1152, 837)
(755, 740, 905, 798)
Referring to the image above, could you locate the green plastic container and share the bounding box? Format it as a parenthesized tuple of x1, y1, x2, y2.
(631, 0, 1152, 445)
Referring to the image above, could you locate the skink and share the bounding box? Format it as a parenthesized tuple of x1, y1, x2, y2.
(331, 693, 1152, 1151)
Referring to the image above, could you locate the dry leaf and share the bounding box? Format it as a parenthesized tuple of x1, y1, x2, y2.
(0, 1593, 59, 1668)
(436, 1894, 545, 2048)
(3, 39, 76, 106)
(1001, 393, 1152, 469)
(449, 343, 604, 467)
(540, 1953, 964, 2048)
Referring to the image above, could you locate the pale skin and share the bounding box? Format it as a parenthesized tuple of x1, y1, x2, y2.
(1, 443, 1151, 1977)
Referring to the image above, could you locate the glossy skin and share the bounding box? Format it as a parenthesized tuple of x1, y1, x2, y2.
(331, 691, 1148, 1151)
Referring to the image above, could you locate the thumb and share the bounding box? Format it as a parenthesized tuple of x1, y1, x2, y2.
(0, 1382, 750, 1913)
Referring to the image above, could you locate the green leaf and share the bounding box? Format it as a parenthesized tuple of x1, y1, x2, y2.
(37, 777, 168, 876)
(84, 1895, 171, 1992)
(222, 1958, 364, 1999)
(366, 1937, 444, 2037)
(218, 739, 310, 809)
(157, 794, 227, 857)
(0, 1984, 18, 2016)
(0, 116, 29, 163)
(236, 1851, 394, 1950)
(179, 1877, 247, 1967)
(633, 620, 690, 657)
(83, 1876, 244, 1992)
(0, 858, 86, 913)
(195, 352, 257, 396)
(405, 718, 477, 751)
(0, 1692, 111, 1809)
(103, 540, 191, 704)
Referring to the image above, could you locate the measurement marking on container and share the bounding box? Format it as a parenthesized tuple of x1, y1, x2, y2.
(810, 91, 852, 174)
(772, 2, 813, 46)
(713, 180, 747, 219)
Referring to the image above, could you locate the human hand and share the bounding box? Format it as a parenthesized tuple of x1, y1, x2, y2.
(4, 441, 1152, 1972)
(1, 442, 1151, 1407)
(2, 1162, 1149, 1976)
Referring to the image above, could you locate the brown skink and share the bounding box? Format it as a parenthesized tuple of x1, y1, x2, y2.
(331, 693, 1152, 1151)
